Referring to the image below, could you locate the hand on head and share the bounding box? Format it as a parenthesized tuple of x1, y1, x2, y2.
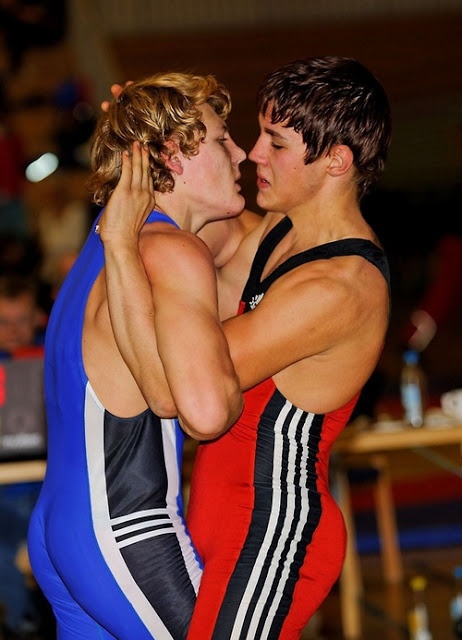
(100, 81, 132, 112)
(98, 141, 155, 245)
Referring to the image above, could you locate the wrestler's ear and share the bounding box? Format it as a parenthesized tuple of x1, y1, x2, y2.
(326, 144, 354, 177)
(162, 140, 184, 175)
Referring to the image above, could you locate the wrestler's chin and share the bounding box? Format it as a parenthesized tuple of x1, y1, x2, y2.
(227, 193, 246, 218)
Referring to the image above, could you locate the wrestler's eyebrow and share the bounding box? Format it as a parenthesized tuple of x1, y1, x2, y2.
(263, 126, 288, 141)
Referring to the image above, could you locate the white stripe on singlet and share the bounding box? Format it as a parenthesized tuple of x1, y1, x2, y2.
(160, 416, 203, 593)
(84, 383, 175, 640)
(230, 401, 314, 639)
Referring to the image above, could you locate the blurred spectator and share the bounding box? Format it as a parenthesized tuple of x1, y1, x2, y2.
(0, 273, 49, 639)
(30, 166, 92, 308)
(0, 0, 67, 73)
(0, 273, 45, 356)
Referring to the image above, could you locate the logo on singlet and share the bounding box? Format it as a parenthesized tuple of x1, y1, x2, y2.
(249, 293, 264, 309)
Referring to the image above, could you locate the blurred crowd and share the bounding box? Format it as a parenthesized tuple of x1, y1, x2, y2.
(0, 4, 95, 636)
(0, 0, 97, 317)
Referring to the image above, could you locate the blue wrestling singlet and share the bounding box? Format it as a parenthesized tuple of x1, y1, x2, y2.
(28, 210, 202, 640)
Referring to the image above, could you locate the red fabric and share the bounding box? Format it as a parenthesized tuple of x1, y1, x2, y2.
(11, 345, 44, 358)
(0, 130, 25, 198)
(351, 473, 462, 512)
(187, 378, 354, 639)
(402, 234, 462, 348)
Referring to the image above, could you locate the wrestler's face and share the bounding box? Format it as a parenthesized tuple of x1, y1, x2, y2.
(0, 294, 39, 353)
(179, 104, 246, 223)
(248, 107, 326, 214)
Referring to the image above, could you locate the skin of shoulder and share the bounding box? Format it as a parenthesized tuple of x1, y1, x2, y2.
(141, 222, 215, 281)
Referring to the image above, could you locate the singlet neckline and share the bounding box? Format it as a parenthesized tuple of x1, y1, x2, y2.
(95, 209, 180, 233)
(145, 210, 180, 228)
(242, 215, 391, 302)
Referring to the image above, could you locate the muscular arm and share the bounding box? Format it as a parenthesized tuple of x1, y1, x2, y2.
(100, 144, 173, 415)
(100, 144, 242, 439)
(143, 230, 242, 439)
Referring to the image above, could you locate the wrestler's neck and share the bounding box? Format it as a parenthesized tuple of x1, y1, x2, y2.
(279, 184, 373, 251)
(154, 191, 239, 236)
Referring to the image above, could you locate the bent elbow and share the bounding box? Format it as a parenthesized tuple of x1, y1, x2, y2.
(180, 392, 243, 441)
(146, 393, 177, 419)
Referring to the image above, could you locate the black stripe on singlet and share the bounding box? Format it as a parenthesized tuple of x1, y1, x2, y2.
(212, 393, 325, 640)
(254, 407, 325, 640)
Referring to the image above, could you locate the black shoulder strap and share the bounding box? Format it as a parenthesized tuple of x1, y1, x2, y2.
(241, 218, 391, 308)
(241, 216, 292, 302)
(262, 238, 391, 292)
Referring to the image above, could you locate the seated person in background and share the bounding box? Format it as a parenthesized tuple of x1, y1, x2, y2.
(0, 273, 47, 640)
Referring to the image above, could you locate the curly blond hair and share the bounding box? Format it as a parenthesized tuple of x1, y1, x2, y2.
(87, 72, 232, 206)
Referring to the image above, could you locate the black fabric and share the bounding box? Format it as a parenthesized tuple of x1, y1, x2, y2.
(242, 215, 391, 311)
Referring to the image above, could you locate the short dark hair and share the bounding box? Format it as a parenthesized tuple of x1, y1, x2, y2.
(256, 56, 392, 198)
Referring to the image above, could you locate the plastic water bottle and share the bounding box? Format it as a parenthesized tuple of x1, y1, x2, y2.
(450, 566, 462, 639)
(407, 575, 432, 640)
(400, 349, 426, 427)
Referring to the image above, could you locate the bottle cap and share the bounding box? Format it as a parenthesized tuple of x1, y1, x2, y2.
(404, 349, 419, 365)
(410, 575, 427, 591)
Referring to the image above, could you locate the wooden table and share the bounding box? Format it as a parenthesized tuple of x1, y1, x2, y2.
(0, 459, 47, 484)
(332, 420, 462, 640)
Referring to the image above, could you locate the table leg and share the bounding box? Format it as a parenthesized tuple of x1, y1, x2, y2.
(370, 454, 403, 584)
(335, 466, 363, 639)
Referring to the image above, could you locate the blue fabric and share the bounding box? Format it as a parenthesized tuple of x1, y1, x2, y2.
(28, 209, 201, 640)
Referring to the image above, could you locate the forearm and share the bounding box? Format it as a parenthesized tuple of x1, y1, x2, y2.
(103, 240, 176, 416)
(153, 299, 243, 439)
(98, 142, 242, 436)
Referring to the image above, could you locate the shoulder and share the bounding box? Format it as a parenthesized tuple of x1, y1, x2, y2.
(141, 220, 209, 252)
(139, 222, 215, 281)
(262, 246, 389, 327)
